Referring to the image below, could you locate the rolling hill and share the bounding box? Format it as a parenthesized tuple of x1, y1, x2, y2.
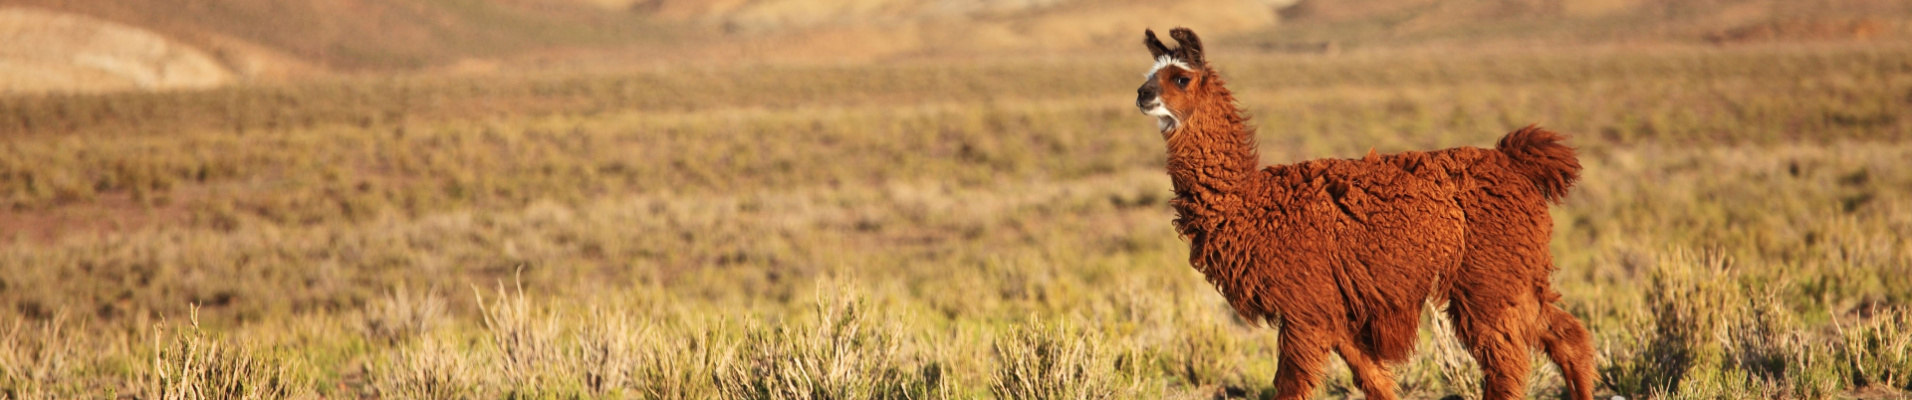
(1, 0, 1905, 93)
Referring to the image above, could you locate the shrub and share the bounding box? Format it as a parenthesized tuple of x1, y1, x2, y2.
(719, 289, 943, 400)
(145, 310, 297, 400)
(991, 322, 1126, 400)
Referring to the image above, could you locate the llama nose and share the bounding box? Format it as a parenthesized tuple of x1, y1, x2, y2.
(1136, 87, 1156, 109)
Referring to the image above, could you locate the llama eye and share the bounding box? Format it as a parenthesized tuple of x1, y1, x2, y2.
(1173, 76, 1191, 88)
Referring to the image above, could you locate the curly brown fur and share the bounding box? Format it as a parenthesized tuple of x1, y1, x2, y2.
(1135, 28, 1594, 400)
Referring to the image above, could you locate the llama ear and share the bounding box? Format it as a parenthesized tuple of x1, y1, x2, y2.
(1169, 27, 1204, 66)
(1144, 29, 1172, 59)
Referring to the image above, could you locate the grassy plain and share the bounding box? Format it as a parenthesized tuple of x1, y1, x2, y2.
(3, 42, 1912, 399)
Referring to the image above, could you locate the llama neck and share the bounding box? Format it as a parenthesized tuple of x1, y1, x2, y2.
(1164, 82, 1258, 226)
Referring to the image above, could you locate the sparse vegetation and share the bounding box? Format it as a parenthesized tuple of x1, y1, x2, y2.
(2, 21, 1911, 399)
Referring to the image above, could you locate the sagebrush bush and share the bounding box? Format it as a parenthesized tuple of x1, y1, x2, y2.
(0, 313, 77, 399)
(573, 306, 638, 396)
(476, 281, 577, 398)
(631, 319, 730, 400)
(146, 312, 297, 400)
(361, 286, 446, 345)
(718, 290, 943, 400)
(1595, 250, 1912, 399)
(991, 322, 1129, 400)
(1170, 323, 1241, 387)
(372, 339, 484, 400)
(1835, 309, 1912, 391)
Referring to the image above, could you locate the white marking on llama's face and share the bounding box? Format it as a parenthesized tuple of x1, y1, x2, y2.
(1144, 55, 1194, 78)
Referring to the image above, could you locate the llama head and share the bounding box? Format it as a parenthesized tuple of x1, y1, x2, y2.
(1136, 27, 1209, 134)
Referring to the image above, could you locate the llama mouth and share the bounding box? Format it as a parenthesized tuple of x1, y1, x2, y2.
(1141, 103, 1179, 133)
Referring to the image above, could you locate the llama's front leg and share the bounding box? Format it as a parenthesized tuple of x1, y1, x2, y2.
(1272, 328, 1333, 400)
(1336, 341, 1399, 400)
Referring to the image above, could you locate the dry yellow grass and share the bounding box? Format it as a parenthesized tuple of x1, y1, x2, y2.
(2, 7, 1911, 397)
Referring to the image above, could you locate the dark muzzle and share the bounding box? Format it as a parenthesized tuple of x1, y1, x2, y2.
(1136, 81, 1159, 110)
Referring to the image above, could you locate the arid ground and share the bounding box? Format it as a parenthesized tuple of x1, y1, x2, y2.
(3, 0, 1911, 398)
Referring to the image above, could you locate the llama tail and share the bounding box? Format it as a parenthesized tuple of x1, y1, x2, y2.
(1495, 125, 1581, 203)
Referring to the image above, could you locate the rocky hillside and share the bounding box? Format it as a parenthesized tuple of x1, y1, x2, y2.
(0, 8, 231, 94)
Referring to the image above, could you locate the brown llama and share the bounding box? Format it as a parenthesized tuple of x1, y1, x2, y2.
(1135, 28, 1595, 400)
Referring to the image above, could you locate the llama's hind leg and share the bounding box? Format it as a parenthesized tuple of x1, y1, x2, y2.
(1538, 303, 1596, 400)
(1336, 340, 1399, 400)
(1271, 327, 1333, 400)
(1446, 297, 1536, 400)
